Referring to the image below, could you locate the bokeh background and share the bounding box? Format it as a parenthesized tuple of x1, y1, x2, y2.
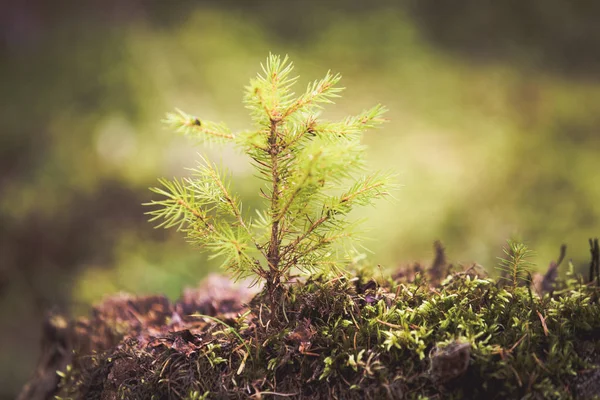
(1, 1, 599, 397)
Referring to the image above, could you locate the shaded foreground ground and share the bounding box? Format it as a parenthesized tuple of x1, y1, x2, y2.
(19, 242, 600, 399)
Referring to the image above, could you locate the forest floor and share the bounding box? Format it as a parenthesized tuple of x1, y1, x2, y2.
(18, 241, 600, 400)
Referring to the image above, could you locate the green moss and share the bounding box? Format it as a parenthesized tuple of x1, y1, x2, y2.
(55, 244, 600, 399)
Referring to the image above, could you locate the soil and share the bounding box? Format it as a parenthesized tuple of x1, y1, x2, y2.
(18, 275, 257, 400)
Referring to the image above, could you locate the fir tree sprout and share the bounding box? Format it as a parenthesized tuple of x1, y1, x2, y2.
(497, 240, 535, 288)
(146, 54, 394, 293)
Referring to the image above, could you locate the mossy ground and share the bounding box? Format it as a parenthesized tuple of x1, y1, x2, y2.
(22, 242, 600, 400)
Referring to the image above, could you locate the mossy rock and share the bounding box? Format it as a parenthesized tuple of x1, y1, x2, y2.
(19, 252, 600, 400)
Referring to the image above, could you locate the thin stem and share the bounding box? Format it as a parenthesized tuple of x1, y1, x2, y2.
(207, 168, 269, 265)
(280, 182, 377, 260)
(183, 119, 235, 140)
(281, 232, 351, 274)
(340, 180, 385, 204)
(267, 118, 282, 275)
(177, 199, 215, 233)
(281, 213, 330, 259)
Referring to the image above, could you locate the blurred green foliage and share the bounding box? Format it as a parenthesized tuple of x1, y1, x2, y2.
(1, 2, 599, 398)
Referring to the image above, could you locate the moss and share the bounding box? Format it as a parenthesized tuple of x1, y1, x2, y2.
(47, 242, 600, 400)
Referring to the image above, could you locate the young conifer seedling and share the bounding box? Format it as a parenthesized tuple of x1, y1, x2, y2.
(497, 239, 535, 289)
(146, 54, 393, 302)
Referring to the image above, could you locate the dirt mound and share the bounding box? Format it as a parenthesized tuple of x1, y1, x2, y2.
(18, 243, 600, 399)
